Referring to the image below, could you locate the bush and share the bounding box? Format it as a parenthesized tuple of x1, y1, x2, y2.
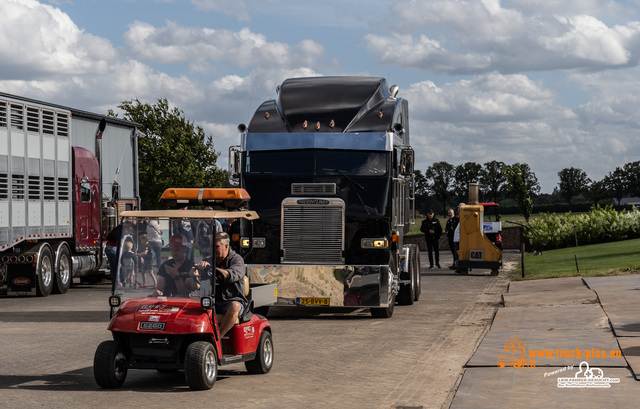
(526, 205, 640, 250)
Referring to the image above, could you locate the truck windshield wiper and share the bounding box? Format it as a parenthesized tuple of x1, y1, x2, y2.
(322, 168, 365, 191)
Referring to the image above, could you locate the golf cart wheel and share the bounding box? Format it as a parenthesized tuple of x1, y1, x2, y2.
(245, 330, 274, 374)
(185, 341, 218, 390)
(93, 340, 128, 388)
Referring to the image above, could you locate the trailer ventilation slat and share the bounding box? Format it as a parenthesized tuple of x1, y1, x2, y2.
(42, 109, 55, 135)
(10, 103, 23, 130)
(26, 106, 39, 133)
(281, 198, 344, 264)
(57, 112, 69, 137)
(0, 100, 7, 128)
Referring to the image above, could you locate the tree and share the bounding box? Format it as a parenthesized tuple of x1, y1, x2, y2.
(622, 161, 640, 197)
(557, 167, 591, 209)
(413, 169, 429, 214)
(503, 164, 533, 223)
(603, 167, 627, 205)
(453, 162, 483, 203)
(587, 179, 609, 205)
(425, 161, 455, 215)
(113, 98, 225, 209)
(510, 162, 540, 198)
(480, 160, 507, 202)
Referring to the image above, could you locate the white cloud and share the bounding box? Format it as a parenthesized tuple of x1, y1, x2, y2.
(123, 21, 324, 69)
(369, 0, 640, 74)
(0, 0, 117, 78)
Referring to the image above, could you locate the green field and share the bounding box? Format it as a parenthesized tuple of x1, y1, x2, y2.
(513, 238, 640, 280)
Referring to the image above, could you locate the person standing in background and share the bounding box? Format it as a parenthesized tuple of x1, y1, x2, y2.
(146, 219, 163, 269)
(421, 209, 443, 269)
(445, 208, 459, 269)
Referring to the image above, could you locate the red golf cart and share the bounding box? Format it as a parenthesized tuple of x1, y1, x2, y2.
(93, 188, 275, 390)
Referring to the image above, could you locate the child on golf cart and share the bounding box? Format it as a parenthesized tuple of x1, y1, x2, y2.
(120, 241, 137, 288)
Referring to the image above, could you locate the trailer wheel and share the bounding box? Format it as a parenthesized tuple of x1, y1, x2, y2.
(93, 340, 128, 388)
(413, 245, 421, 302)
(185, 341, 217, 390)
(36, 246, 54, 297)
(245, 330, 274, 374)
(53, 244, 72, 294)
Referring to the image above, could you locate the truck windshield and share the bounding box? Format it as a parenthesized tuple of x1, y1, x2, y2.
(246, 150, 387, 175)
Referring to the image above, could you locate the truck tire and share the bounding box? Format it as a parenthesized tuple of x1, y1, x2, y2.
(36, 245, 54, 297)
(53, 244, 72, 294)
(245, 330, 274, 374)
(413, 245, 421, 302)
(94, 340, 128, 388)
(398, 244, 420, 305)
(397, 268, 414, 306)
(371, 255, 397, 318)
(185, 341, 217, 390)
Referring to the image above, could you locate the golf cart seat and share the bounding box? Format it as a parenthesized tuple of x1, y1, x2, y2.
(215, 275, 253, 325)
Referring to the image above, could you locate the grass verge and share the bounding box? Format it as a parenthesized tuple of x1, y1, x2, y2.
(511, 238, 640, 280)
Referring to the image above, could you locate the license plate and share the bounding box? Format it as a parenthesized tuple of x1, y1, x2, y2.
(297, 297, 330, 306)
(139, 322, 166, 330)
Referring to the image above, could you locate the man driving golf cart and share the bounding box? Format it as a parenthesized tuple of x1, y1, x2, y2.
(95, 188, 274, 391)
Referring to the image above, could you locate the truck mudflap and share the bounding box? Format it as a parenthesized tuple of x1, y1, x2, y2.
(6, 262, 37, 296)
(247, 264, 391, 308)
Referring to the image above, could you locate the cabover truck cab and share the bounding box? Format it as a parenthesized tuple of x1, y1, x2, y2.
(0, 96, 121, 296)
(229, 76, 420, 318)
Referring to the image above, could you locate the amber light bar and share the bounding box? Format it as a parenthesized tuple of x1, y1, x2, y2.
(161, 188, 251, 209)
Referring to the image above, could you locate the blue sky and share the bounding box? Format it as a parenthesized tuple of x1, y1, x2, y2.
(3, 0, 640, 193)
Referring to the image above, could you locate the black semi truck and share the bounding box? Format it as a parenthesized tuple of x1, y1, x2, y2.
(229, 76, 420, 318)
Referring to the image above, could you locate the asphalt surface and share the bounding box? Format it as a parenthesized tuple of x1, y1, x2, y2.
(2, 250, 638, 408)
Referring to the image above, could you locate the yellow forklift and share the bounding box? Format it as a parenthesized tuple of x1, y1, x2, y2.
(457, 183, 502, 275)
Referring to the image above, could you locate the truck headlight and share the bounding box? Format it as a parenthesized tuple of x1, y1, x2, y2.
(240, 237, 266, 248)
(361, 238, 388, 249)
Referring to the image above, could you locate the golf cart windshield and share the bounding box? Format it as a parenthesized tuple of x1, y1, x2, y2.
(113, 209, 256, 303)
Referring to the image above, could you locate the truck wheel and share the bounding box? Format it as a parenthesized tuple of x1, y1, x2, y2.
(397, 273, 414, 306)
(371, 255, 397, 318)
(185, 341, 217, 390)
(245, 330, 274, 374)
(36, 246, 54, 297)
(94, 340, 128, 388)
(413, 247, 421, 302)
(53, 245, 72, 294)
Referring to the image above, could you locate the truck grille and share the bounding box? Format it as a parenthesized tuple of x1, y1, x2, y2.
(291, 183, 336, 196)
(281, 198, 344, 264)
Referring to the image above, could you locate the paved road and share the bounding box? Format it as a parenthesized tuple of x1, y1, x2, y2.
(0, 252, 514, 409)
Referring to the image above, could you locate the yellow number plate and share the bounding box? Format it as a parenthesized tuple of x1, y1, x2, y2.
(297, 297, 330, 306)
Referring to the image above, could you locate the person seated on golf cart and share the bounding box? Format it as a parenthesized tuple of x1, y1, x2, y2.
(191, 232, 247, 338)
(153, 234, 198, 297)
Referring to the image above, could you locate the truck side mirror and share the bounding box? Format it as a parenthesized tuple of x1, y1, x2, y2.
(228, 146, 240, 186)
(400, 148, 414, 176)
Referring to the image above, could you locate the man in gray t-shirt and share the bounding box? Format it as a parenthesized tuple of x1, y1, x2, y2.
(193, 232, 247, 338)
